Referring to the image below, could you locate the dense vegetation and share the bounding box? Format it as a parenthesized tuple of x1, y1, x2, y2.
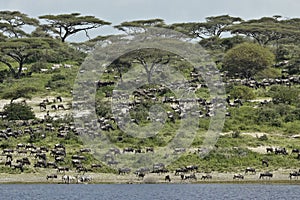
(0, 11, 300, 174)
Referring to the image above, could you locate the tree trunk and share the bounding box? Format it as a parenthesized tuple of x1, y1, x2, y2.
(16, 62, 23, 79)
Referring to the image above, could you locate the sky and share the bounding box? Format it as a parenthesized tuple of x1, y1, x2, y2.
(2, 0, 300, 41)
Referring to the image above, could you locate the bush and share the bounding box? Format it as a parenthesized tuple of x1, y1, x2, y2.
(268, 85, 299, 105)
(3, 103, 35, 120)
(222, 42, 275, 78)
(229, 85, 256, 100)
(31, 62, 48, 73)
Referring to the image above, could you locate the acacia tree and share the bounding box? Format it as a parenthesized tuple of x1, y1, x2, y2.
(228, 17, 299, 46)
(0, 37, 50, 78)
(170, 15, 242, 39)
(0, 10, 39, 38)
(222, 42, 275, 78)
(39, 13, 111, 42)
(114, 18, 165, 34)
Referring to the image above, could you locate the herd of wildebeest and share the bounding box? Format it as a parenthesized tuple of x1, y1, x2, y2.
(1, 119, 300, 184)
(1, 65, 300, 183)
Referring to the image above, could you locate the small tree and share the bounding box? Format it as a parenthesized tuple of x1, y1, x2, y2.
(3, 103, 35, 120)
(2, 85, 37, 103)
(229, 85, 256, 100)
(222, 42, 275, 78)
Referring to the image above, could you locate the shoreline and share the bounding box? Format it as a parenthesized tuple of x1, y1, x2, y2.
(1, 171, 300, 185)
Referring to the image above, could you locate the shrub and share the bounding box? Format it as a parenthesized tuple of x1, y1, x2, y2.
(3, 103, 35, 120)
(229, 85, 256, 100)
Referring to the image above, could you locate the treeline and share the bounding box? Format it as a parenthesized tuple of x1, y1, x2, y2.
(1, 11, 300, 80)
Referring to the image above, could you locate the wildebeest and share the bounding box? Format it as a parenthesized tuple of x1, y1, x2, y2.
(289, 171, 300, 179)
(72, 159, 81, 166)
(201, 174, 212, 180)
(134, 149, 142, 154)
(2, 149, 14, 154)
(137, 173, 145, 179)
(57, 166, 69, 173)
(47, 162, 58, 168)
(123, 147, 134, 153)
(54, 143, 65, 150)
(46, 174, 57, 180)
(119, 167, 131, 175)
(165, 175, 171, 182)
(16, 143, 25, 149)
(146, 147, 154, 153)
(51, 105, 57, 110)
(6, 154, 13, 161)
(107, 160, 119, 166)
(17, 157, 31, 165)
(78, 175, 92, 183)
(76, 166, 88, 174)
(262, 159, 269, 167)
(184, 174, 197, 181)
(5, 160, 12, 167)
(35, 153, 47, 160)
(34, 160, 47, 168)
(259, 172, 273, 179)
(175, 168, 188, 175)
(266, 147, 273, 153)
(39, 102, 47, 111)
(245, 167, 256, 174)
(57, 104, 65, 110)
(80, 148, 91, 153)
(12, 163, 24, 172)
(91, 164, 102, 169)
(233, 174, 244, 179)
(55, 156, 65, 163)
(291, 149, 300, 154)
(186, 165, 198, 172)
(275, 148, 288, 155)
(56, 96, 63, 102)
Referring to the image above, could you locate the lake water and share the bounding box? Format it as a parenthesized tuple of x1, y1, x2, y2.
(0, 184, 300, 200)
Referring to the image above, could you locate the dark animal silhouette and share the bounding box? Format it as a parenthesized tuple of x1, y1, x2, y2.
(289, 171, 299, 179)
(245, 167, 256, 174)
(262, 160, 269, 167)
(46, 174, 57, 180)
(165, 175, 171, 182)
(201, 174, 212, 180)
(233, 174, 244, 179)
(39, 102, 47, 111)
(259, 172, 273, 179)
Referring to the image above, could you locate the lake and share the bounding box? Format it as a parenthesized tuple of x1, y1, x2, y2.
(0, 184, 300, 200)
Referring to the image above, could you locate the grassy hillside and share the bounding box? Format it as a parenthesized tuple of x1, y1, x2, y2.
(0, 59, 300, 175)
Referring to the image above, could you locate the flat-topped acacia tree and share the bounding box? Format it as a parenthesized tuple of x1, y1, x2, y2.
(0, 37, 50, 78)
(39, 13, 111, 42)
(0, 10, 39, 38)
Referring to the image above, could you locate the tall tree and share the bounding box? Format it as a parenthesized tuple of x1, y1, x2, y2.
(0, 37, 50, 78)
(39, 13, 111, 42)
(0, 10, 39, 38)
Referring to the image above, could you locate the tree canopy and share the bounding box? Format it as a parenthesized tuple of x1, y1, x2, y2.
(0, 10, 39, 38)
(39, 13, 111, 42)
(0, 37, 50, 78)
(222, 42, 275, 78)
